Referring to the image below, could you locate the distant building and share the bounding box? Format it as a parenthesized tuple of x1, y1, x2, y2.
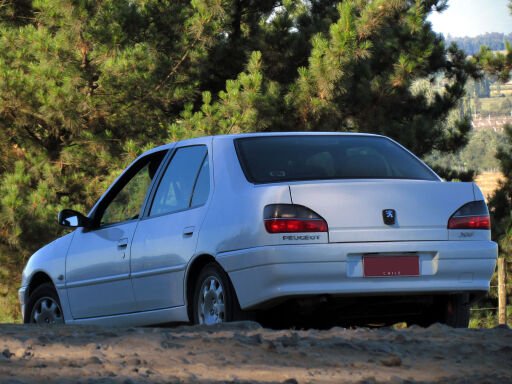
(472, 114, 512, 132)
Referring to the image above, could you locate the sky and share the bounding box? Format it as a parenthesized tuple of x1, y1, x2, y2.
(428, 0, 512, 37)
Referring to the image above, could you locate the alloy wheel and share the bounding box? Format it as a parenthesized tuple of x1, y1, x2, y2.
(197, 275, 226, 325)
(31, 296, 64, 325)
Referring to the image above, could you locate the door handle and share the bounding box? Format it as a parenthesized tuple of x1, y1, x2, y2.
(117, 238, 129, 249)
(183, 226, 195, 237)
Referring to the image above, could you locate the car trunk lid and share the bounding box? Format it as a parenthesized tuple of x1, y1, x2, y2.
(289, 180, 475, 242)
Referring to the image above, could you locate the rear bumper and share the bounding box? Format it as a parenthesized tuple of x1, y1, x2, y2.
(216, 241, 498, 309)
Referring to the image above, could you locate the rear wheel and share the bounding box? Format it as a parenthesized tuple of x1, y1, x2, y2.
(193, 263, 239, 325)
(444, 294, 470, 328)
(25, 283, 64, 325)
(420, 294, 470, 328)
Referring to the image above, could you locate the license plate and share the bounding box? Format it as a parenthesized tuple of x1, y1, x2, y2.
(363, 255, 419, 277)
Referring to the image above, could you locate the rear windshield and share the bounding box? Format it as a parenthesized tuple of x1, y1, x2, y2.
(235, 135, 438, 183)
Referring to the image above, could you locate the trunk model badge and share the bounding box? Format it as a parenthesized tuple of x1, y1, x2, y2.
(382, 209, 396, 225)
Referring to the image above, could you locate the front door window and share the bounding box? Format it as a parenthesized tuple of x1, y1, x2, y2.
(99, 153, 165, 226)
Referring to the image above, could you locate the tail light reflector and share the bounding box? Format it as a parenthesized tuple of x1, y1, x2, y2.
(264, 204, 328, 233)
(448, 201, 490, 230)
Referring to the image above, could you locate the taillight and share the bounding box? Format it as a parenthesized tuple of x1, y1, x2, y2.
(448, 201, 490, 230)
(264, 204, 328, 233)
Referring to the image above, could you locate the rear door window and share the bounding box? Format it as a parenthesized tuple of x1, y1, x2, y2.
(149, 146, 208, 216)
(235, 135, 438, 183)
(190, 157, 210, 208)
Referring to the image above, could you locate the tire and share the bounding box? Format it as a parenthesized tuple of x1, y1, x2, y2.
(24, 283, 64, 325)
(445, 294, 470, 328)
(192, 263, 240, 325)
(421, 294, 470, 328)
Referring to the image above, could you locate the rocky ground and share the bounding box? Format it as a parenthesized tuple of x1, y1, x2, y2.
(0, 322, 511, 384)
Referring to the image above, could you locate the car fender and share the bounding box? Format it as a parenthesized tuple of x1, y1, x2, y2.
(21, 231, 75, 320)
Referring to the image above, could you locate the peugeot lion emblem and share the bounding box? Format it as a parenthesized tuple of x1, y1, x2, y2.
(382, 209, 396, 225)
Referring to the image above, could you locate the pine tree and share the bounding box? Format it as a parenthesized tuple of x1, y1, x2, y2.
(0, 0, 226, 321)
(170, 51, 280, 138)
(284, 0, 479, 157)
(178, 0, 479, 158)
(474, 42, 512, 83)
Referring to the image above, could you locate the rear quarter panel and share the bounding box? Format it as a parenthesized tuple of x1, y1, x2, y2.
(195, 137, 294, 255)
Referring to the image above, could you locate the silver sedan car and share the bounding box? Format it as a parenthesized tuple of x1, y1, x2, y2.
(19, 133, 497, 328)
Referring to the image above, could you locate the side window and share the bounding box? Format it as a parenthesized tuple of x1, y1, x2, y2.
(100, 152, 166, 226)
(190, 157, 210, 208)
(150, 146, 208, 216)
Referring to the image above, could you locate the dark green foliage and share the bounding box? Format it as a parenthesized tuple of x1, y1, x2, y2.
(489, 124, 512, 241)
(471, 4, 512, 85)
(486, 124, 512, 316)
(426, 128, 502, 174)
(0, 0, 227, 321)
(487, 2, 512, 240)
(0, 0, 33, 26)
(480, 0, 512, 321)
(428, 165, 475, 182)
(473, 43, 512, 83)
(281, 1, 478, 157)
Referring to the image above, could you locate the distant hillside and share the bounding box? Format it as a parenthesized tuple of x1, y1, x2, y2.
(445, 32, 512, 55)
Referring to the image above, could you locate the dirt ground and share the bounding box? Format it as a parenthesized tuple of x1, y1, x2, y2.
(0, 322, 511, 384)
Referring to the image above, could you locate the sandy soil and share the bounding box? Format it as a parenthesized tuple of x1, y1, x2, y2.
(0, 322, 511, 384)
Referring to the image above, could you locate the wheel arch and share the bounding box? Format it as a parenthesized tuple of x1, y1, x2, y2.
(24, 271, 59, 322)
(25, 272, 65, 324)
(27, 271, 55, 297)
(185, 254, 217, 321)
(185, 253, 246, 324)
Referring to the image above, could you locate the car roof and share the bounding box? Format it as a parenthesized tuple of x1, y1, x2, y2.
(212, 131, 383, 140)
(141, 132, 384, 156)
(136, 132, 392, 165)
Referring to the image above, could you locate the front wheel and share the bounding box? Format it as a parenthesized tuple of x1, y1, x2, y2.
(192, 263, 239, 325)
(25, 283, 64, 325)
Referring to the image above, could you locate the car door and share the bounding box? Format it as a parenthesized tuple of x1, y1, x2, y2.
(65, 150, 168, 319)
(130, 142, 212, 312)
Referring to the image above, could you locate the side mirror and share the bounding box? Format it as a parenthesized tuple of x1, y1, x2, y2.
(58, 209, 90, 228)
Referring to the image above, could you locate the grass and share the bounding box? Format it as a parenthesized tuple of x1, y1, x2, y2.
(469, 305, 512, 328)
(0, 291, 21, 323)
(0, 302, 19, 323)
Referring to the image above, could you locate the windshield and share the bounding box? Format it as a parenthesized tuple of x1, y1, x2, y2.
(235, 135, 438, 183)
